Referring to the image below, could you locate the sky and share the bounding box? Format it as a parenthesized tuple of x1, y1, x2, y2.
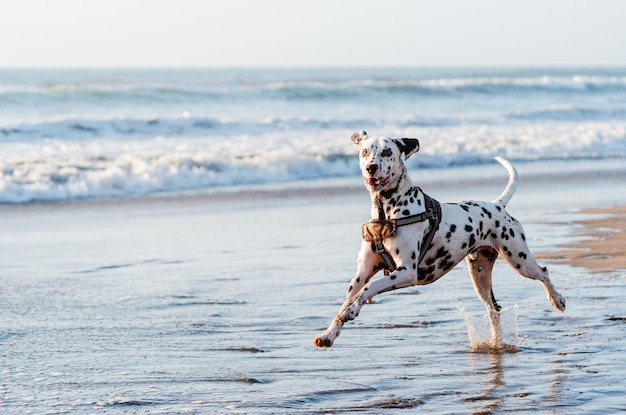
(1, 0, 625, 68)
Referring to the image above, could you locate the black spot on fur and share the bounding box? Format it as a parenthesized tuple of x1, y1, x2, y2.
(491, 290, 501, 311)
(435, 247, 448, 259)
(442, 261, 455, 271)
(450, 224, 457, 233)
(461, 205, 470, 212)
(402, 209, 410, 215)
(418, 265, 435, 279)
(465, 225, 473, 232)
(479, 248, 497, 262)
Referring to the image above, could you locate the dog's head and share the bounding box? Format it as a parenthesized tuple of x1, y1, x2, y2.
(350, 131, 420, 193)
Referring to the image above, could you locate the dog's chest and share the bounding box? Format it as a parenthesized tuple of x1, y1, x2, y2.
(379, 187, 424, 218)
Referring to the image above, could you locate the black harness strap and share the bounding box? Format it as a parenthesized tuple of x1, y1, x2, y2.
(369, 191, 441, 273)
(417, 194, 441, 264)
(372, 197, 397, 273)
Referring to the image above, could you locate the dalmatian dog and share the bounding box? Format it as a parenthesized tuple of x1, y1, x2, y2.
(313, 131, 566, 348)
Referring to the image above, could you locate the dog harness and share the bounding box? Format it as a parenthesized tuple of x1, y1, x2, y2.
(362, 190, 442, 274)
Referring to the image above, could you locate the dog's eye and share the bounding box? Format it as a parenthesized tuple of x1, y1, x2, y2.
(361, 149, 370, 157)
(381, 148, 393, 157)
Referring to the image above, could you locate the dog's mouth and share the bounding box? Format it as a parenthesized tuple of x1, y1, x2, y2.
(365, 176, 389, 189)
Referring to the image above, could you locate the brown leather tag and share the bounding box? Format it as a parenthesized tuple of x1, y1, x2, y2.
(362, 219, 397, 242)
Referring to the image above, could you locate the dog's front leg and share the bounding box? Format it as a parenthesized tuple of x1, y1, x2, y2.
(314, 243, 383, 348)
(314, 263, 416, 348)
(338, 267, 417, 322)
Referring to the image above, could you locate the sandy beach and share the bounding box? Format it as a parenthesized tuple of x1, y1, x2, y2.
(1, 158, 625, 414)
(536, 206, 626, 272)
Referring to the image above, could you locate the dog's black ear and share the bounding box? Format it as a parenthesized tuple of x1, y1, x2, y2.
(350, 131, 368, 145)
(395, 138, 420, 159)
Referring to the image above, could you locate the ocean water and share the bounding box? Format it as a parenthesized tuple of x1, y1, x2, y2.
(1, 67, 625, 203)
(2, 68, 626, 414)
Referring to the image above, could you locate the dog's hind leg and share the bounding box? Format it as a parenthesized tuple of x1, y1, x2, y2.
(497, 222, 566, 312)
(504, 254, 566, 312)
(466, 247, 502, 345)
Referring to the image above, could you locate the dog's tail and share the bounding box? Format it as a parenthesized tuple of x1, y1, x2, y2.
(493, 157, 519, 206)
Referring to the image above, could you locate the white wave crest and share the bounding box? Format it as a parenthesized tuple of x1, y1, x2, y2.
(1, 121, 624, 203)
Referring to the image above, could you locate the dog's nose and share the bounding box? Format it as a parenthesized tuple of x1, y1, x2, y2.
(366, 164, 378, 175)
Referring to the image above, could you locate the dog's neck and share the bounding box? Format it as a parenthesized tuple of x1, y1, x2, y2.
(369, 167, 423, 220)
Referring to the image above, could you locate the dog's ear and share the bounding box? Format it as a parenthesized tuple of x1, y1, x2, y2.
(395, 138, 420, 159)
(350, 131, 368, 145)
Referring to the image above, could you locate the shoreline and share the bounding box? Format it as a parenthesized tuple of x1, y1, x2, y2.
(536, 205, 626, 272)
(1, 157, 624, 210)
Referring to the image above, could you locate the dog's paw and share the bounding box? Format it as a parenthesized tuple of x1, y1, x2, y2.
(314, 336, 333, 348)
(550, 293, 566, 312)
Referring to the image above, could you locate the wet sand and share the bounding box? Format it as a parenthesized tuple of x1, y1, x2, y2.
(536, 206, 626, 272)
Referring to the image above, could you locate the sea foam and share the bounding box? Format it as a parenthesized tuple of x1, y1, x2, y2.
(1, 68, 625, 203)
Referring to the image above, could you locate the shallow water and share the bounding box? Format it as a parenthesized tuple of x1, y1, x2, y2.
(1, 164, 626, 414)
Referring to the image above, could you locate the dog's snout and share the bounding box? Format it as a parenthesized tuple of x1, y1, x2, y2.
(366, 164, 378, 175)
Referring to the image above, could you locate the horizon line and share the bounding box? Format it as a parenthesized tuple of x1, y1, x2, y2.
(1, 64, 626, 70)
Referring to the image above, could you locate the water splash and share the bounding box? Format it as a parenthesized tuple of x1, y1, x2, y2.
(458, 306, 521, 353)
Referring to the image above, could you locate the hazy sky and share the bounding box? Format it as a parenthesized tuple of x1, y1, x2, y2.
(1, 0, 625, 68)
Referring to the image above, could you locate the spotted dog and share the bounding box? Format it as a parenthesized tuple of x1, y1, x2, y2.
(314, 131, 566, 348)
